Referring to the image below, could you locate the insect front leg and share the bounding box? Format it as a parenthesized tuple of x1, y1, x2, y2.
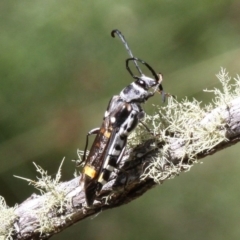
(136, 105, 154, 134)
(139, 120, 153, 134)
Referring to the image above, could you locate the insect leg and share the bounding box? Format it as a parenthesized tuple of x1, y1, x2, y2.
(82, 127, 100, 164)
(139, 120, 152, 134)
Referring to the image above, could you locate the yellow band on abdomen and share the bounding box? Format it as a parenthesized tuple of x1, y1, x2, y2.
(104, 130, 111, 138)
(83, 165, 97, 179)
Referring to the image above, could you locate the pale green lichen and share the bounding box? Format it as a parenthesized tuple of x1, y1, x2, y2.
(0, 196, 17, 240)
(129, 68, 240, 183)
(15, 159, 70, 234)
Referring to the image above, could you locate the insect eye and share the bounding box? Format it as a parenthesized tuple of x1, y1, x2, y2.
(136, 79, 146, 89)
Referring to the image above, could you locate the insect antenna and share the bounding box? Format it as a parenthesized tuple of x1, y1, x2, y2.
(111, 30, 159, 82)
(126, 57, 159, 81)
(112, 29, 166, 101)
(111, 29, 143, 76)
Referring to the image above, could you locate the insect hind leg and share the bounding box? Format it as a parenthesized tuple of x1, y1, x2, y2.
(83, 127, 100, 162)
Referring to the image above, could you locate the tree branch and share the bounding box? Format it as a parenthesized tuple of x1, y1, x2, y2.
(1, 70, 240, 239)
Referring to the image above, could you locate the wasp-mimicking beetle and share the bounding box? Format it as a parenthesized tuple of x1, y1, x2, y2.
(80, 29, 164, 206)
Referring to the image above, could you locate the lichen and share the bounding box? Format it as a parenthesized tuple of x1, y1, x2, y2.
(0, 196, 17, 240)
(14, 159, 70, 234)
(129, 68, 240, 183)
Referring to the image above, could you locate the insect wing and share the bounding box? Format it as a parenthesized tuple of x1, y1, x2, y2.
(82, 124, 112, 206)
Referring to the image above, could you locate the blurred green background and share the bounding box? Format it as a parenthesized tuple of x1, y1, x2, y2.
(1, 0, 240, 239)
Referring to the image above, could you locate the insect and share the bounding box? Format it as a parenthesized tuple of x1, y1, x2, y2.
(80, 29, 164, 206)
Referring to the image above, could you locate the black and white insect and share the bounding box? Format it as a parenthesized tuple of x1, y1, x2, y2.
(80, 29, 164, 206)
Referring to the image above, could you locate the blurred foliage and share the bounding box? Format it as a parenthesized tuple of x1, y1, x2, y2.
(1, 0, 240, 239)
